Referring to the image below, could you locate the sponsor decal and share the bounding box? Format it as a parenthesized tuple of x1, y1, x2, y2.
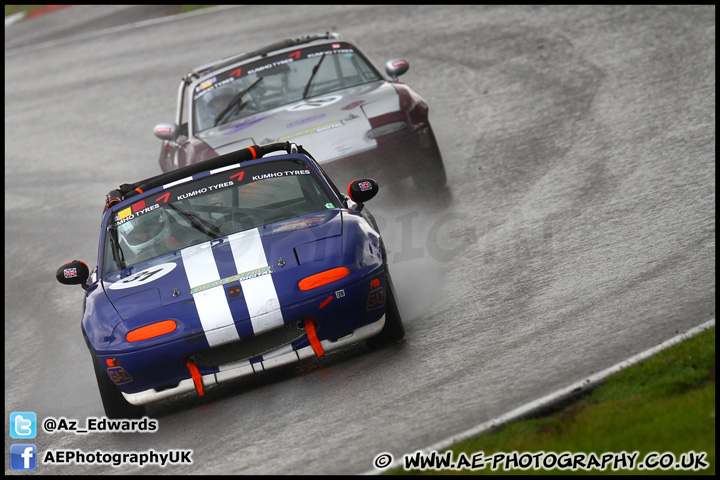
(223, 114, 269, 135)
(192, 76, 235, 100)
(107, 366, 133, 385)
(367, 287, 385, 310)
(307, 48, 354, 58)
(117, 207, 132, 221)
(286, 113, 326, 129)
(341, 100, 366, 111)
(132, 200, 146, 212)
(271, 217, 324, 233)
(247, 57, 294, 76)
(176, 180, 234, 200)
(251, 169, 310, 181)
(279, 120, 343, 141)
(114, 203, 161, 227)
(190, 266, 273, 294)
(107, 263, 177, 290)
(195, 76, 217, 93)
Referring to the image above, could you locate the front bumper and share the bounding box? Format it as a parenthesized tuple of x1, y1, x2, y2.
(97, 268, 389, 404)
(121, 315, 384, 405)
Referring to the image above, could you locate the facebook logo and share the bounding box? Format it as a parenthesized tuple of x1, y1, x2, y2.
(10, 444, 37, 470)
(10, 411, 37, 439)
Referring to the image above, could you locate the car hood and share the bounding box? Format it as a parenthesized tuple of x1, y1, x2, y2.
(195, 81, 400, 164)
(102, 210, 346, 338)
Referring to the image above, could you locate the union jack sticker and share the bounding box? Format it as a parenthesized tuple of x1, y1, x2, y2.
(64, 268, 77, 278)
(358, 181, 373, 191)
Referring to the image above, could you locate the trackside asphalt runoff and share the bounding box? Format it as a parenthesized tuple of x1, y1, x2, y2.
(367, 318, 715, 474)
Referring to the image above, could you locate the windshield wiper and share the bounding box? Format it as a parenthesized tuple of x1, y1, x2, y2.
(302, 54, 326, 99)
(213, 77, 264, 127)
(168, 203, 223, 239)
(107, 223, 127, 270)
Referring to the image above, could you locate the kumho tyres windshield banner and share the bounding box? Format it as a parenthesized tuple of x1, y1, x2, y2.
(193, 42, 358, 101)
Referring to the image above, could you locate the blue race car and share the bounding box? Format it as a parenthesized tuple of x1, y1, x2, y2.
(56, 142, 404, 418)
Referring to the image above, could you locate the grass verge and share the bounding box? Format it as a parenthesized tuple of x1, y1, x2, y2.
(387, 326, 715, 475)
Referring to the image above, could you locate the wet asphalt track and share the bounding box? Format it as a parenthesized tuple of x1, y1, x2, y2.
(5, 5, 715, 475)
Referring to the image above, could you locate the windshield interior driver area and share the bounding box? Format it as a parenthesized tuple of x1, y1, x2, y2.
(103, 159, 337, 274)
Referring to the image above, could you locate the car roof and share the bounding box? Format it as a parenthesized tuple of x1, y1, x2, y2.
(183, 32, 346, 84)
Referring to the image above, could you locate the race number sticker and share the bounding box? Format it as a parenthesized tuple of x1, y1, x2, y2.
(107, 263, 177, 290)
(287, 95, 342, 111)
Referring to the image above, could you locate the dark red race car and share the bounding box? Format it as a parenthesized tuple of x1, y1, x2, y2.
(154, 32, 446, 188)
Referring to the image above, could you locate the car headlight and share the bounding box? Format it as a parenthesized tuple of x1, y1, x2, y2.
(367, 121, 408, 139)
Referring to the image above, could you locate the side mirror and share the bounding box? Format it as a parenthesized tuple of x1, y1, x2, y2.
(154, 122, 179, 142)
(347, 178, 379, 209)
(385, 59, 409, 81)
(56, 260, 90, 289)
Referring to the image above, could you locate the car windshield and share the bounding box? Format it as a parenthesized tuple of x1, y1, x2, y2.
(102, 158, 338, 275)
(192, 42, 382, 132)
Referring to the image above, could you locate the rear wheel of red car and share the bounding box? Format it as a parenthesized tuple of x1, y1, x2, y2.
(366, 272, 405, 349)
(413, 126, 447, 189)
(91, 353, 146, 419)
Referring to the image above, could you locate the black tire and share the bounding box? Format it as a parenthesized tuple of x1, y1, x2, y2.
(91, 352, 146, 419)
(366, 271, 405, 349)
(413, 126, 447, 189)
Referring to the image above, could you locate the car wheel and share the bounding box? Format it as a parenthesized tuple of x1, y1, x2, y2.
(366, 271, 405, 349)
(413, 126, 447, 189)
(91, 352, 146, 419)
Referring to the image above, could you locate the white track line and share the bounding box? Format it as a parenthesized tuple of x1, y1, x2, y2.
(5, 5, 241, 56)
(366, 318, 715, 474)
(5, 12, 26, 27)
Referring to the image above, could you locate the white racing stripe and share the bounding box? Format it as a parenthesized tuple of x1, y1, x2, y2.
(182, 228, 284, 349)
(181, 243, 240, 347)
(229, 228, 285, 334)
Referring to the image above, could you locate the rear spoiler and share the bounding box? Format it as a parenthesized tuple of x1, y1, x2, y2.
(105, 142, 310, 210)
